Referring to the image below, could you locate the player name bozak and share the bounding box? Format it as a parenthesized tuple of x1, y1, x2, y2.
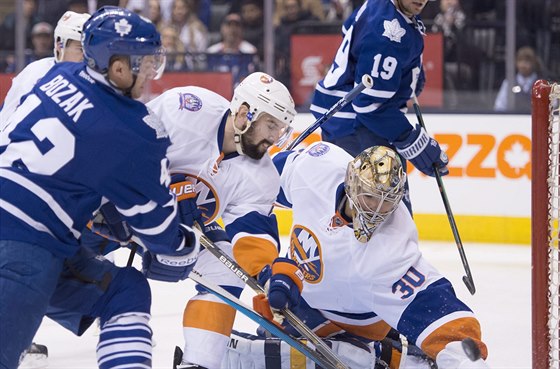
(39, 74, 94, 122)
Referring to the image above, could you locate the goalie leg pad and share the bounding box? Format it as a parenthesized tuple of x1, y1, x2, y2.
(436, 341, 490, 369)
(222, 330, 377, 369)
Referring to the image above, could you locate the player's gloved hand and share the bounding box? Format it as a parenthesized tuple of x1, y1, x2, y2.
(170, 174, 204, 230)
(142, 224, 201, 282)
(257, 258, 304, 310)
(89, 202, 132, 243)
(393, 124, 449, 177)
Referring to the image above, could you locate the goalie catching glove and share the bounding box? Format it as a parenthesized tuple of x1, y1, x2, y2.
(393, 123, 449, 177)
(254, 258, 304, 316)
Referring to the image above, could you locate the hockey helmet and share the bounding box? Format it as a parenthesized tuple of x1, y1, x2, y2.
(54, 11, 90, 62)
(82, 6, 165, 79)
(345, 146, 406, 243)
(230, 73, 296, 154)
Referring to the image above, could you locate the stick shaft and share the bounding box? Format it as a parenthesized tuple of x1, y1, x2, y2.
(188, 271, 341, 369)
(197, 235, 350, 369)
(411, 97, 476, 295)
(286, 74, 373, 151)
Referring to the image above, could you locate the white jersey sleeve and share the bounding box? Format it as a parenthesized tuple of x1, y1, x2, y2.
(0, 58, 56, 129)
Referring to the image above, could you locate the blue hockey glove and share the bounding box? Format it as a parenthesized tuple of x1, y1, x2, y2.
(257, 258, 304, 310)
(203, 221, 231, 243)
(142, 224, 201, 282)
(170, 174, 204, 229)
(89, 202, 132, 243)
(393, 124, 449, 177)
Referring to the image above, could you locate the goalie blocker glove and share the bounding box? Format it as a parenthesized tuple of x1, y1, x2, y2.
(393, 124, 449, 177)
(142, 224, 201, 282)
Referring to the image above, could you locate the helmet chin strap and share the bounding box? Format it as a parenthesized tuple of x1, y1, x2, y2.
(232, 111, 254, 156)
(106, 73, 137, 97)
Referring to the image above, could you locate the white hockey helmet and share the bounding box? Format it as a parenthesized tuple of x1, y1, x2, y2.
(54, 11, 91, 62)
(345, 146, 406, 243)
(230, 72, 296, 154)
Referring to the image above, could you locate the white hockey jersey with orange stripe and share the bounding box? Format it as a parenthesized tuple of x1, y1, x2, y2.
(273, 141, 487, 359)
(147, 86, 282, 368)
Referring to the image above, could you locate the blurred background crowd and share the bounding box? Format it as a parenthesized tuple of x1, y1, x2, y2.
(0, 0, 558, 113)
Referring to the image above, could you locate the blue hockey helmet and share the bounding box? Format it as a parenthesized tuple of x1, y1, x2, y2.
(82, 6, 165, 79)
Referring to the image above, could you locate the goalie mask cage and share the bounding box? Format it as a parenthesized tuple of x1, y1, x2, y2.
(533, 79, 560, 369)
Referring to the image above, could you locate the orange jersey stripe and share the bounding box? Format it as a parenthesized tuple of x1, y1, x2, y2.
(421, 317, 488, 359)
(329, 319, 391, 341)
(314, 322, 345, 338)
(183, 299, 236, 336)
(233, 236, 278, 276)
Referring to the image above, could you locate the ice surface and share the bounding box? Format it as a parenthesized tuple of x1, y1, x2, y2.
(30, 240, 531, 369)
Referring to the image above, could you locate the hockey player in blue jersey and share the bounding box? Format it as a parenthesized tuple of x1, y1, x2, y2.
(310, 0, 449, 213)
(0, 7, 201, 369)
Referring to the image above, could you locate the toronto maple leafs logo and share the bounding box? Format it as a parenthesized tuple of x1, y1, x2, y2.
(114, 18, 132, 37)
(382, 19, 406, 43)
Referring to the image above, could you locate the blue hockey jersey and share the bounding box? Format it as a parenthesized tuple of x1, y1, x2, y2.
(0, 62, 182, 257)
(310, 0, 426, 141)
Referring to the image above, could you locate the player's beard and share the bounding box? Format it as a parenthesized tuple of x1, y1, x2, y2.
(241, 125, 274, 160)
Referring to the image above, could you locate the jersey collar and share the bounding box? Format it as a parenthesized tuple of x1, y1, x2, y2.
(218, 109, 240, 160)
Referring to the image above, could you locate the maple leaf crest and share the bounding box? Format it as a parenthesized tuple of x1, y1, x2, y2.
(504, 141, 530, 174)
(114, 18, 132, 37)
(382, 19, 406, 43)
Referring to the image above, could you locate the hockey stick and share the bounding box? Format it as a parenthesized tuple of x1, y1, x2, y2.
(196, 234, 350, 369)
(285, 74, 374, 151)
(411, 95, 476, 295)
(131, 232, 349, 368)
(188, 270, 345, 369)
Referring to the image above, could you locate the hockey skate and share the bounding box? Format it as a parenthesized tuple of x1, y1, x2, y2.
(18, 342, 48, 369)
(173, 346, 207, 369)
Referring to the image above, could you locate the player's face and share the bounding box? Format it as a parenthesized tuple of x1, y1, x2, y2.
(61, 40, 83, 62)
(110, 54, 165, 99)
(241, 113, 286, 159)
(396, 0, 427, 17)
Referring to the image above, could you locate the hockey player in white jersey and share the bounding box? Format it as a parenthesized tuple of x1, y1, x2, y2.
(0, 11, 90, 127)
(0, 7, 201, 369)
(141, 72, 299, 369)
(310, 0, 448, 214)
(222, 143, 490, 369)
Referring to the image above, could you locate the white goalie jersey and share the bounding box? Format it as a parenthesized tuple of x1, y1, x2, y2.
(273, 142, 483, 359)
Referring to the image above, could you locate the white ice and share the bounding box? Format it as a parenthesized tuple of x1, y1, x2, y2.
(30, 240, 531, 369)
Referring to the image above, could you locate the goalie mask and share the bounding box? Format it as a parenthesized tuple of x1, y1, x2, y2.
(345, 146, 406, 243)
(230, 72, 296, 156)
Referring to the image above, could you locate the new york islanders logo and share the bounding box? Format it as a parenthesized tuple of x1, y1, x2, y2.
(290, 225, 323, 284)
(177, 173, 220, 223)
(178, 93, 203, 111)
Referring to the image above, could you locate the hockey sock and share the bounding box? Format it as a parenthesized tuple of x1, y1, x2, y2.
(96, 312, 152, 369)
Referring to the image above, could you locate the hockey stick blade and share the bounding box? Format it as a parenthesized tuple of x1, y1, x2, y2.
(461, 338, 481, 361)
(197, 234, 350, 369)
(286, 74, 373, 151)
(412, 96, 476, 295)
(188, 271, 348, 369)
